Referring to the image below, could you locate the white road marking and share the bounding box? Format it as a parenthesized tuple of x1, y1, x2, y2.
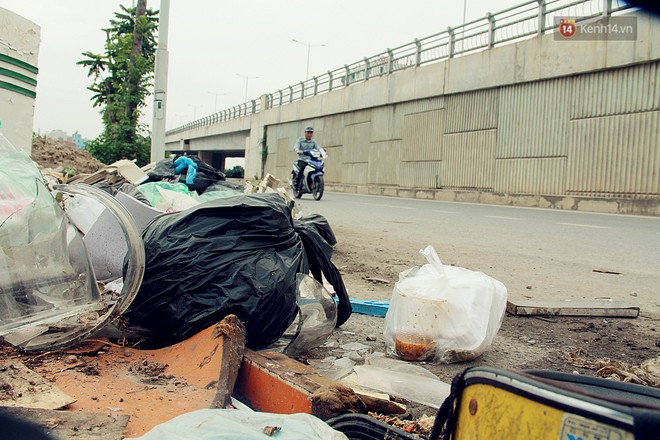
(359, 203, 416, 210)
(433, 210, 458, 214)
(486, 215, 522, 221)
(556, 222, 608, 229)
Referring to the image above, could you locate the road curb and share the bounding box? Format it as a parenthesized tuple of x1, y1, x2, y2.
(326, 184, 660, 217)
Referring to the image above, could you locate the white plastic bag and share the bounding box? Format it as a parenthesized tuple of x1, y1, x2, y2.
(383, 245, 507, 363)
(128, 408, 348, 440)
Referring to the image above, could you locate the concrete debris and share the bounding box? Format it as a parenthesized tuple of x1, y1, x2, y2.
(0, 406, 129, 440)
(506, 299, 640, 318)
(0, 361, 75, 410)
(339, 342, 370, 351)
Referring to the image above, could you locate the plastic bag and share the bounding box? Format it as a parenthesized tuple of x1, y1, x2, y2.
(0, 131, 100, 337)
(128, 408, 348, 440)
(0, 130, 144, 352)
(147, 157, 225, 193)
(283, 274, 337, 356)
(173, 156, 198, 185)
(383, 245, 507, 363)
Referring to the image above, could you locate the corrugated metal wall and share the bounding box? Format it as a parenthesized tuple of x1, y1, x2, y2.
(399, 161, 442, 188)
(273, 137, 292, 179)
(445, 90, 498, 133)
(498, 79, 571, 158)
(567, 111, 660, 197)
(443, 130, 497, 190)
(344, 163, 369, 185)
(368, 140, 400, 185)
(401, 109, 445, 161)
(263, 61, 659, 199)
(571, 62, 660, 118)
(392, 98, 446, 139)
(495, 158, 567, 195)
(566, 62, 660, 197)
(343, 122, 371, 163)
(323, 145, 343, 183)
(321, 114, 346, 147)
(494, 78, 572, 194)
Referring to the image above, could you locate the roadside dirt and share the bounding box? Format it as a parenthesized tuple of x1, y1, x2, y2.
(318, 224, 659, 385)
(30, 135, 105, 175)
(287, 220, 660, 429)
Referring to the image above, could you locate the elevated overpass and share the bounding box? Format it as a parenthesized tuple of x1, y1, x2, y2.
(165, 1, 660, 215)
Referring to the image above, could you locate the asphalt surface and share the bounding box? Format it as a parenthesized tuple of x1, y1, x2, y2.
(296, 191, 660, 316)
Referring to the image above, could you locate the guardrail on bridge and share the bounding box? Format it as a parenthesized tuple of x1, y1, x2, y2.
(166, 0, 632, 136)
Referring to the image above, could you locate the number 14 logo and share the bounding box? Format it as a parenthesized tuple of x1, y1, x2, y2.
(559, 18, 576, 38)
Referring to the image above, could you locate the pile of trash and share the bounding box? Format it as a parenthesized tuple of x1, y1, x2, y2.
(2, 128, 352, 353)
(3, 130, 660, 439)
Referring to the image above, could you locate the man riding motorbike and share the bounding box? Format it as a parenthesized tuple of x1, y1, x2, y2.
(292, 126, 321, 192)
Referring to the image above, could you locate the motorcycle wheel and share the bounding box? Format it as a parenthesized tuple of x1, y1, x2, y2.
(312, 175, 324, 200)
(292, 174, 303, 198)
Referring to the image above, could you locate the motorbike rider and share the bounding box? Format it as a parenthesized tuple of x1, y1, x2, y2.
(292, 126, 321, 191)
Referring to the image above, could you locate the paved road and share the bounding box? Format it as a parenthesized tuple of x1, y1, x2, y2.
(296, 191, 660, 316)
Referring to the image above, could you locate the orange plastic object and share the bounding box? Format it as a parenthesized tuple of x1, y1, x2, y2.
(36, 321, 241, 437)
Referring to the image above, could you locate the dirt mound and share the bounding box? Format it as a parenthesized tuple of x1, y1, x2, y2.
(30, 135, 105, 175)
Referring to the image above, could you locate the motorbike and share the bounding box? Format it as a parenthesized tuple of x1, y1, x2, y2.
(291, 148, 327, 200)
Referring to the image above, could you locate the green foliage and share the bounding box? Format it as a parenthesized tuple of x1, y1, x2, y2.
(225, 165, 245, 179)
(87, 126, 151, 166)
(78, 3, 158, 167)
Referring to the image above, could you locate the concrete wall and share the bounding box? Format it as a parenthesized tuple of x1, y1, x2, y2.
(166, 11, 660, 214)
(0, 7, 40, 153)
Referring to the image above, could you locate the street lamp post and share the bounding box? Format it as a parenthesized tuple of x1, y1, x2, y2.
(462, 0, 468, 52)
(236, 74, 259, 102)
(207, 91, 227, 112)
(188, 104, 202, 120)
(292, 39, 326, 79)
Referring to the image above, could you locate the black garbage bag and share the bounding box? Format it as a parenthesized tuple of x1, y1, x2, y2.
(126, 193, 302, 348)
(294, 216, 351, 327)
(147, 157, 178, 181)
(297, 213, 337, 246)
(146, 156, 225, 193)
(188, 156, 225, 193)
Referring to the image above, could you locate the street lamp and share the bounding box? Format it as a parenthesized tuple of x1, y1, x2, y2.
(188, 103, 202, 120)
(292, 39, 326, 79)
(207, 91, 227, 112)
(236, 73, 260, 102)
(462, 0, 468, 52)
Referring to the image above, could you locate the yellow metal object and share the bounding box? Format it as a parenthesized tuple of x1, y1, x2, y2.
(453, 383, 633, 440)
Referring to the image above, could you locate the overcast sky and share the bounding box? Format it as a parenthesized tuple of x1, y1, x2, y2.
(2, 0, 518, 139)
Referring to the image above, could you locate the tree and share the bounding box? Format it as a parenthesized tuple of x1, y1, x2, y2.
(78, 1, 158, 167)
(225, 165, 245, 179)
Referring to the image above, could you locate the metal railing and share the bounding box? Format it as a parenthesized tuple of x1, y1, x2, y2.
(166, 0, 632, 135)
